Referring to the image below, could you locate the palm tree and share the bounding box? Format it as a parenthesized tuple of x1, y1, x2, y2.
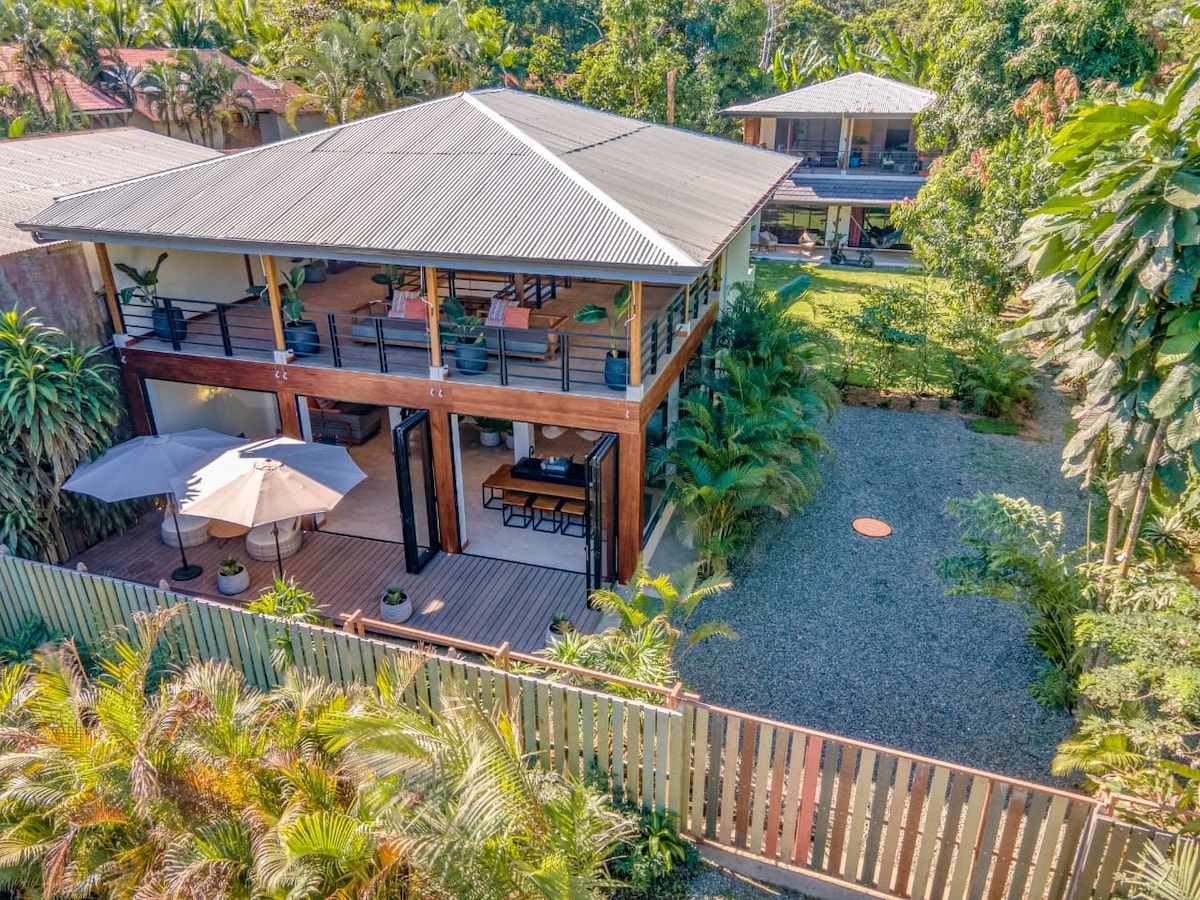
(141, 56, 195, 140)
(1125, 840, 1200, 900)
(176, 49, 254, 146)
(285, 17, 391, 126)
(152, 0, 216, 48)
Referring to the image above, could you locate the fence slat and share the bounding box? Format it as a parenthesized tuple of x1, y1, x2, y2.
(912, 765, 951, 899)
(861, 752, 896, 887)
(988, 787, 1029, 900)
(764, 729, 790, 860)
(1048, 803, 1092, 900)
(749, 724, 774, 855)
(690, 706, 710, 837)
(1091, 823, 1131, 900)
(931, 771, 971, 899)
(792, 734, 823, 865)
(1026, 795, 1070, 900)
(828, 743, 858, 874)
(877, 757, 913, 891)
(734, 718, 757, 848)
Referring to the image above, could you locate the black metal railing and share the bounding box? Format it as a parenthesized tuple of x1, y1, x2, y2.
(786, 144, 930, 174)
(119, 296, 277, 357)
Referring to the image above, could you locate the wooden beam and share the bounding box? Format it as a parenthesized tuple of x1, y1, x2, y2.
(628, 281, 643, 388)
(94, 242, 124, 337)
(120, 368, 153, 435)
(424, 265, 442, 369)
(428, 410, 462, 553)
(640, 301, 718, 424)
(617, 428, 645, 583)
(260, 255, 287, 352)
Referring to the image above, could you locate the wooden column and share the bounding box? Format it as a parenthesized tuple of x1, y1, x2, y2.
(513, 272, 525, 302)
(628, 280, 643, 388)
(616, 428, 645, 584)
(276, 389, 302, 438)
(429, 410, 462, 553)
(120, 369, 152, 435)
(424, 265, 443, 370)
(94, 242, 125, 337)
(260, 255, 287, 352)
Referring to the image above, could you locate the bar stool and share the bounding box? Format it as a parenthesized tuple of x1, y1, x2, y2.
(502, 491, 533, 528)
(559, 499, 586, 537)
(531, 496, 562, 533)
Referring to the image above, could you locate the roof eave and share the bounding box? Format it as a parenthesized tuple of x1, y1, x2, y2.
(15, 223, 710, 284)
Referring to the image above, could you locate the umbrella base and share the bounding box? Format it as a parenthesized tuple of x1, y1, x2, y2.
(171, 564, 203, 582)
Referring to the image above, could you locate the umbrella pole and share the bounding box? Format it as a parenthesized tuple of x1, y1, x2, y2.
(273, 523, 283, 577)
(169, 503, 203, 582)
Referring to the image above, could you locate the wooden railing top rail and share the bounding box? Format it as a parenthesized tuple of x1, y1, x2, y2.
(341, 608, 697, 706)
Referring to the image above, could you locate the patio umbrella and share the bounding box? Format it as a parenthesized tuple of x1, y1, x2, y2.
(62, 428, 245, 582)
(170, 437, 366, 573)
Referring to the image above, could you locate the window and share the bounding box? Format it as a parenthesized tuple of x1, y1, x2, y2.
(853, 207, 911, 250)
(760, 205, 828, 246)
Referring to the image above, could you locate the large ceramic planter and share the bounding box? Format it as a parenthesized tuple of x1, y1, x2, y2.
(545, 620, 577, 646)
(380, 593, 413, 624)
(603, 352, 630, 391)
(454, 342, 489, 376)
(217, 566, 250, 596)
(303, 260, 328, 282)
(284, 321, 321, 356)
(152, 307, 187, 341)
(479, 429, 501, 447)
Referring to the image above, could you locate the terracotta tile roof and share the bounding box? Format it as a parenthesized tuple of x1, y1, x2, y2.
(103, 48, 301, 118)
(0, 47, 128, 115)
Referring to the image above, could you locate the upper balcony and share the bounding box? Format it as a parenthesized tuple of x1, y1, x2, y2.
(116, 263, 718, 399)
(783, 141, 929, 176)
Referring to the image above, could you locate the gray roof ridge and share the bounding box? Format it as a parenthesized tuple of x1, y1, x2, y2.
(461, 91, 696, 267)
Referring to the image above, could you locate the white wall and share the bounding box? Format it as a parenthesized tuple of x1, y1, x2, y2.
(760, 118, 776, 149)
(826, 206, 853, 245)
(144, 378, 281, 439)
(721, 221, 754, 308)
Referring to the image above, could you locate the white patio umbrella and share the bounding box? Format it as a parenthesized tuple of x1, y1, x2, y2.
(62, 428, 245, 582)
(170, 437, 366, 572)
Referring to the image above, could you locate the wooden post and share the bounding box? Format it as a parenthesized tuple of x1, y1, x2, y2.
(260, 255, 287, 353)
(428, 410, 461, 553)
(513, 272, 526, 302)
(616, 428, 645, 583)
(666, 68, 676, 126)
(94, 242, 125, 337)
(628, 281, 643, 388)
(276, 389, 302, 438)
(424, 265, 443, 370)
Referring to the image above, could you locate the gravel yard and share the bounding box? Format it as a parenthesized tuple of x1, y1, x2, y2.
(674, 396, 1085, 784)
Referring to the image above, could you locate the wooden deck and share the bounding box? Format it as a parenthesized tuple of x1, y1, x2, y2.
(68, 515, 594, 653)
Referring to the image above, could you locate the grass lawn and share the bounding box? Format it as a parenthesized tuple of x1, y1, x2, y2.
(752, 259, 955, 391)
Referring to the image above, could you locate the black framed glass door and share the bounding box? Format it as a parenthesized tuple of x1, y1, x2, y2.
(584, 432, 618, 591)
(393, 409, 439, 573)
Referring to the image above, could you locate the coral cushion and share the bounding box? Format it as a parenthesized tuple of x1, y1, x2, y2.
(503, 306, 531, 329)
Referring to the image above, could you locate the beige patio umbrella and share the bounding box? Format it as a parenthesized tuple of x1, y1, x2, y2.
(170, 437, 366, 572)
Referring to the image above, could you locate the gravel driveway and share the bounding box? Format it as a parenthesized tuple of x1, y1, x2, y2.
(674, 400, 1084, 784)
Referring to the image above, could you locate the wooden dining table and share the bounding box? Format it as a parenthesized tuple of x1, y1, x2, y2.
(482, 464, 586, 507)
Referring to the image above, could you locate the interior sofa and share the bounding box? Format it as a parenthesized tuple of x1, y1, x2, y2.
(481, 314, 567, 358)
(349, 301, 566, 359)
(308, 402, 384, 445)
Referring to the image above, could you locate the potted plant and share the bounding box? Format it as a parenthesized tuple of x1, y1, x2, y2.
(849, 135, 867, 167)
(115, 252, 184, 341)
(217, 554, 250, 595)
(257, 265, 320, 356)
(302, 259, 327, 283)
(380, 585, 412, 624)
(474, 417, 508, 447)
(572, 284, 632, 391)
(370, 264, 406, 303)
(545, 612, 577, 645)
(442, 296, 489, 376)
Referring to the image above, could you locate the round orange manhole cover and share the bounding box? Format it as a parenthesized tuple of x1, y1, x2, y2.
(853, 517, 892, 538)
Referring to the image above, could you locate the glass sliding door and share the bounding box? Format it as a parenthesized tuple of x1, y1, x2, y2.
(584, 432, 618, 591)
(392, 409, 440, 573)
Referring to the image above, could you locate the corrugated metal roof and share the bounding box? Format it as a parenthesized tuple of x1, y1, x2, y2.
(21, 89, 796, 279)
(0, 128, 219, 256)
(773, 174, 923, 206)
(723, 73, 935, 117)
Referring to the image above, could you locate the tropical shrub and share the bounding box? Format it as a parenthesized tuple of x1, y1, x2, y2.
(953, 344, 1037, 420)
(537, 564, 736, 700)
(833, 281, 945, 392)
(0, 309, 131, 562)
(1124, 839, 1200, 900)
(660, 283, 835, 572)
(938, 493, 1088, 708)
(247, 575, 324, 667)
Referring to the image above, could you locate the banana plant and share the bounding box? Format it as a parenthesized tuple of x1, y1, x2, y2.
(113, 252, 169, 308)
(572, 283, 631, 357)
(253, 264, 308, 325)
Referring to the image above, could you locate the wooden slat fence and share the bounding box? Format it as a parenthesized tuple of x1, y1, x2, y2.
(0, 554, 1195, 900)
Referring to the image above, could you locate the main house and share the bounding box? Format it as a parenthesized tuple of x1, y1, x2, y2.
(21, 89, 793, 590)
(722, 72, 936, 250)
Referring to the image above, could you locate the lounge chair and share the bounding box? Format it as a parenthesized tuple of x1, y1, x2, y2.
(245, 517, 302, 561)
(161, 504, 210, 549)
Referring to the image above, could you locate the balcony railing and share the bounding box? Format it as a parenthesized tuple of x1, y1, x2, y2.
(782, 142, 929, 174)
(119, 274, 717, 395)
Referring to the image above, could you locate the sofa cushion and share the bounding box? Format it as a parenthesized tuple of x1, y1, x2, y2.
(503, 306, 531, 329)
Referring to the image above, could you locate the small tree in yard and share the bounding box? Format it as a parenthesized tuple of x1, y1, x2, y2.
(1011, 58, 1200, 577)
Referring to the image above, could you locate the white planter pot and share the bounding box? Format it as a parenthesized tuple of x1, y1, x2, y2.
(505, 434, 515, 450)
(480, 430, 501, 447)
(380, 595, 413, 624)
(545, 623, 575, 645)
(217, 567, 250, 596)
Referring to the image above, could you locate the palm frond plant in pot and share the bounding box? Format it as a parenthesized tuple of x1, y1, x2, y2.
(474, 416, 509, 447)
(114, 252, 183, 341)
(370, 264, 406, 303)
(572, 284, 631, 391)
(545, 612, 577, 645)
(380, 584, 412, 624)
(442, 296, 489, 376)
(216, 554, 249, 595)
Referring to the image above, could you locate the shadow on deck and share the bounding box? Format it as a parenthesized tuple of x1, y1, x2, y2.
(69, 515, 594, 654)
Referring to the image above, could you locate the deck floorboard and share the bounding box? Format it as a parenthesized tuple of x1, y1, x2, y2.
(69, 515, 589, 654)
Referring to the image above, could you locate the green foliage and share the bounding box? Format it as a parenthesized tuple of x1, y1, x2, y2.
(833, 281, 944, 391)
(0, 616, 57, 664)
(0, 309, 128, 563)
(537, 563, 736, 699)
(1125, 840, 1200, 900)
(938, 493, 1088, 708)
(658, 283, 835, 572)
(954, 344, 1037, 420)
(0, 615, 629, 898)
(606, 807, 702, 899)
(114, 251, 169, 308)
(969, 418, 1021, 436)
(247, 575, 323, 667)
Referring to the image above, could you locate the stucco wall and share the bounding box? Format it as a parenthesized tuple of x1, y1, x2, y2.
(0, 243, 112, 347)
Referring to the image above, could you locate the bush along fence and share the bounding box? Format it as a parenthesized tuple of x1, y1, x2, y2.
(0, 552, 1194, 900)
